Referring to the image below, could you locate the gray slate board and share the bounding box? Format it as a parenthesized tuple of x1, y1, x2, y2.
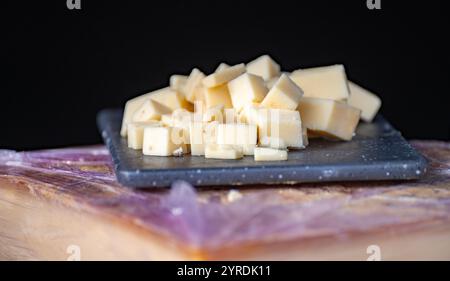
(97, 108, 427, 188)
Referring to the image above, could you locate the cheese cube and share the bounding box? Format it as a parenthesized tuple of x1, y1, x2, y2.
(121, 87, 193, 137)
(215, 63, 229, 72)
(171, 109, 194, 146)
(189, 121, 219, 156)
(348, 81, 381, 122)
(203, 105, 225, 123)
(257, 109, 305, 148)
(227, 73, 268, 111)
(265, 76, 278, 89)
(127, 121, 161, 149)
(261, 74, 304, 110)
(170, 75, 188, 91)
(254, 147, 288, 161)
(120, 92, 153, 137)
(238, 103, 262, 124)
(202, 63, 246, 88)
(150, 87, 191, 111)
(216, 123, 257, 155)
(184, 68, 205, 103)
(160, 114, 173, 127)
(132, 99, 172, 122)
(142, 127, 187, 156)
(290, 65, 350, 101)
(298, 97, 361, 141)
(246, 55, 281, 80)
(205, 144, 244, 160)
(259, 136, 287, 150)
(204, 84, 233, 109)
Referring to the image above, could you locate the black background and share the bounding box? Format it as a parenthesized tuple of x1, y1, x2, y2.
(3, 0, 449, 150)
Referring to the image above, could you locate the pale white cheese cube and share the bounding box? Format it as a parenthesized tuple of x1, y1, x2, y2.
(348, 81, 381, 122)
(142, 126, 187, 156)
(261, 74, 304, 110)
(227, 73, 268, 111)
(290, 65, 350, 101)
(254, 147, 288, 161)
(205, 144, 244, 159)
(246, 55, 280, 80)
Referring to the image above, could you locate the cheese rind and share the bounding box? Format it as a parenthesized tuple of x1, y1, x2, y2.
(202, 63, 246, 88)
(142, 127, 187, 156)
(227, 73, 268, 111)
(298, 97, 361, 141)
(254, 147, 288, 161)
(204, 84, 233, 109)
(184, 68, 205, 103)
(348, 81, 381, 122)
(261, 74, 304, 110)
(205, 144, 244, 159)
(246, 55, 280, 80)
(132, 99, 172, 122)
(127, 121, 161, 149)
(290, 65, 350, 101)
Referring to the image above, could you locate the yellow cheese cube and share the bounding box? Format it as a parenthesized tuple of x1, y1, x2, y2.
(171, 109, 194, 147)
(127, 121, 161, 150)
(183, 68, 205, 103)
(257, 108, 305, 148)
(205, 144, 244, 160)
(189, 121, 219, 156)
(191, 85, 206, 108)
(227, 73, 268, 111)
(265, 76, 278, 89)
(216, 123, 257, 155)
(348, 81, 381, 122)
(298, 97, 361, 141)
(215, 63, 229, 72)
(254, 147, 288, 161)
(260, 74, 304, 110)
(203, 105, 225, 123)
(142, 126, 187, 156)
(237, 103, 262, 124)
(202, 63, 246, 88)
(259, 136, 287, 150)
(120, 90, 159, 137)
(121, 87, 191, 137)
(290, 65, 350, 101)
(170, 75, 188, 91)
(246, 55, 280, 80)
(204, 84, 233, 109)
(160, 114, 173, 127)
(150, 87, 191, 112)
(132, 99, 172, 122)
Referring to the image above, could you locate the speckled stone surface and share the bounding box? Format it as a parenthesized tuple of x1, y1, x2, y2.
(97, 109, 428, 188)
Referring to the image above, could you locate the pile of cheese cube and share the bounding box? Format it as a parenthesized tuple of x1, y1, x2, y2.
(121, 55, 381, 161)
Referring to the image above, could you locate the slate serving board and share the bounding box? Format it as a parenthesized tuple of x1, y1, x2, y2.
(97, 108, 427, 188)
